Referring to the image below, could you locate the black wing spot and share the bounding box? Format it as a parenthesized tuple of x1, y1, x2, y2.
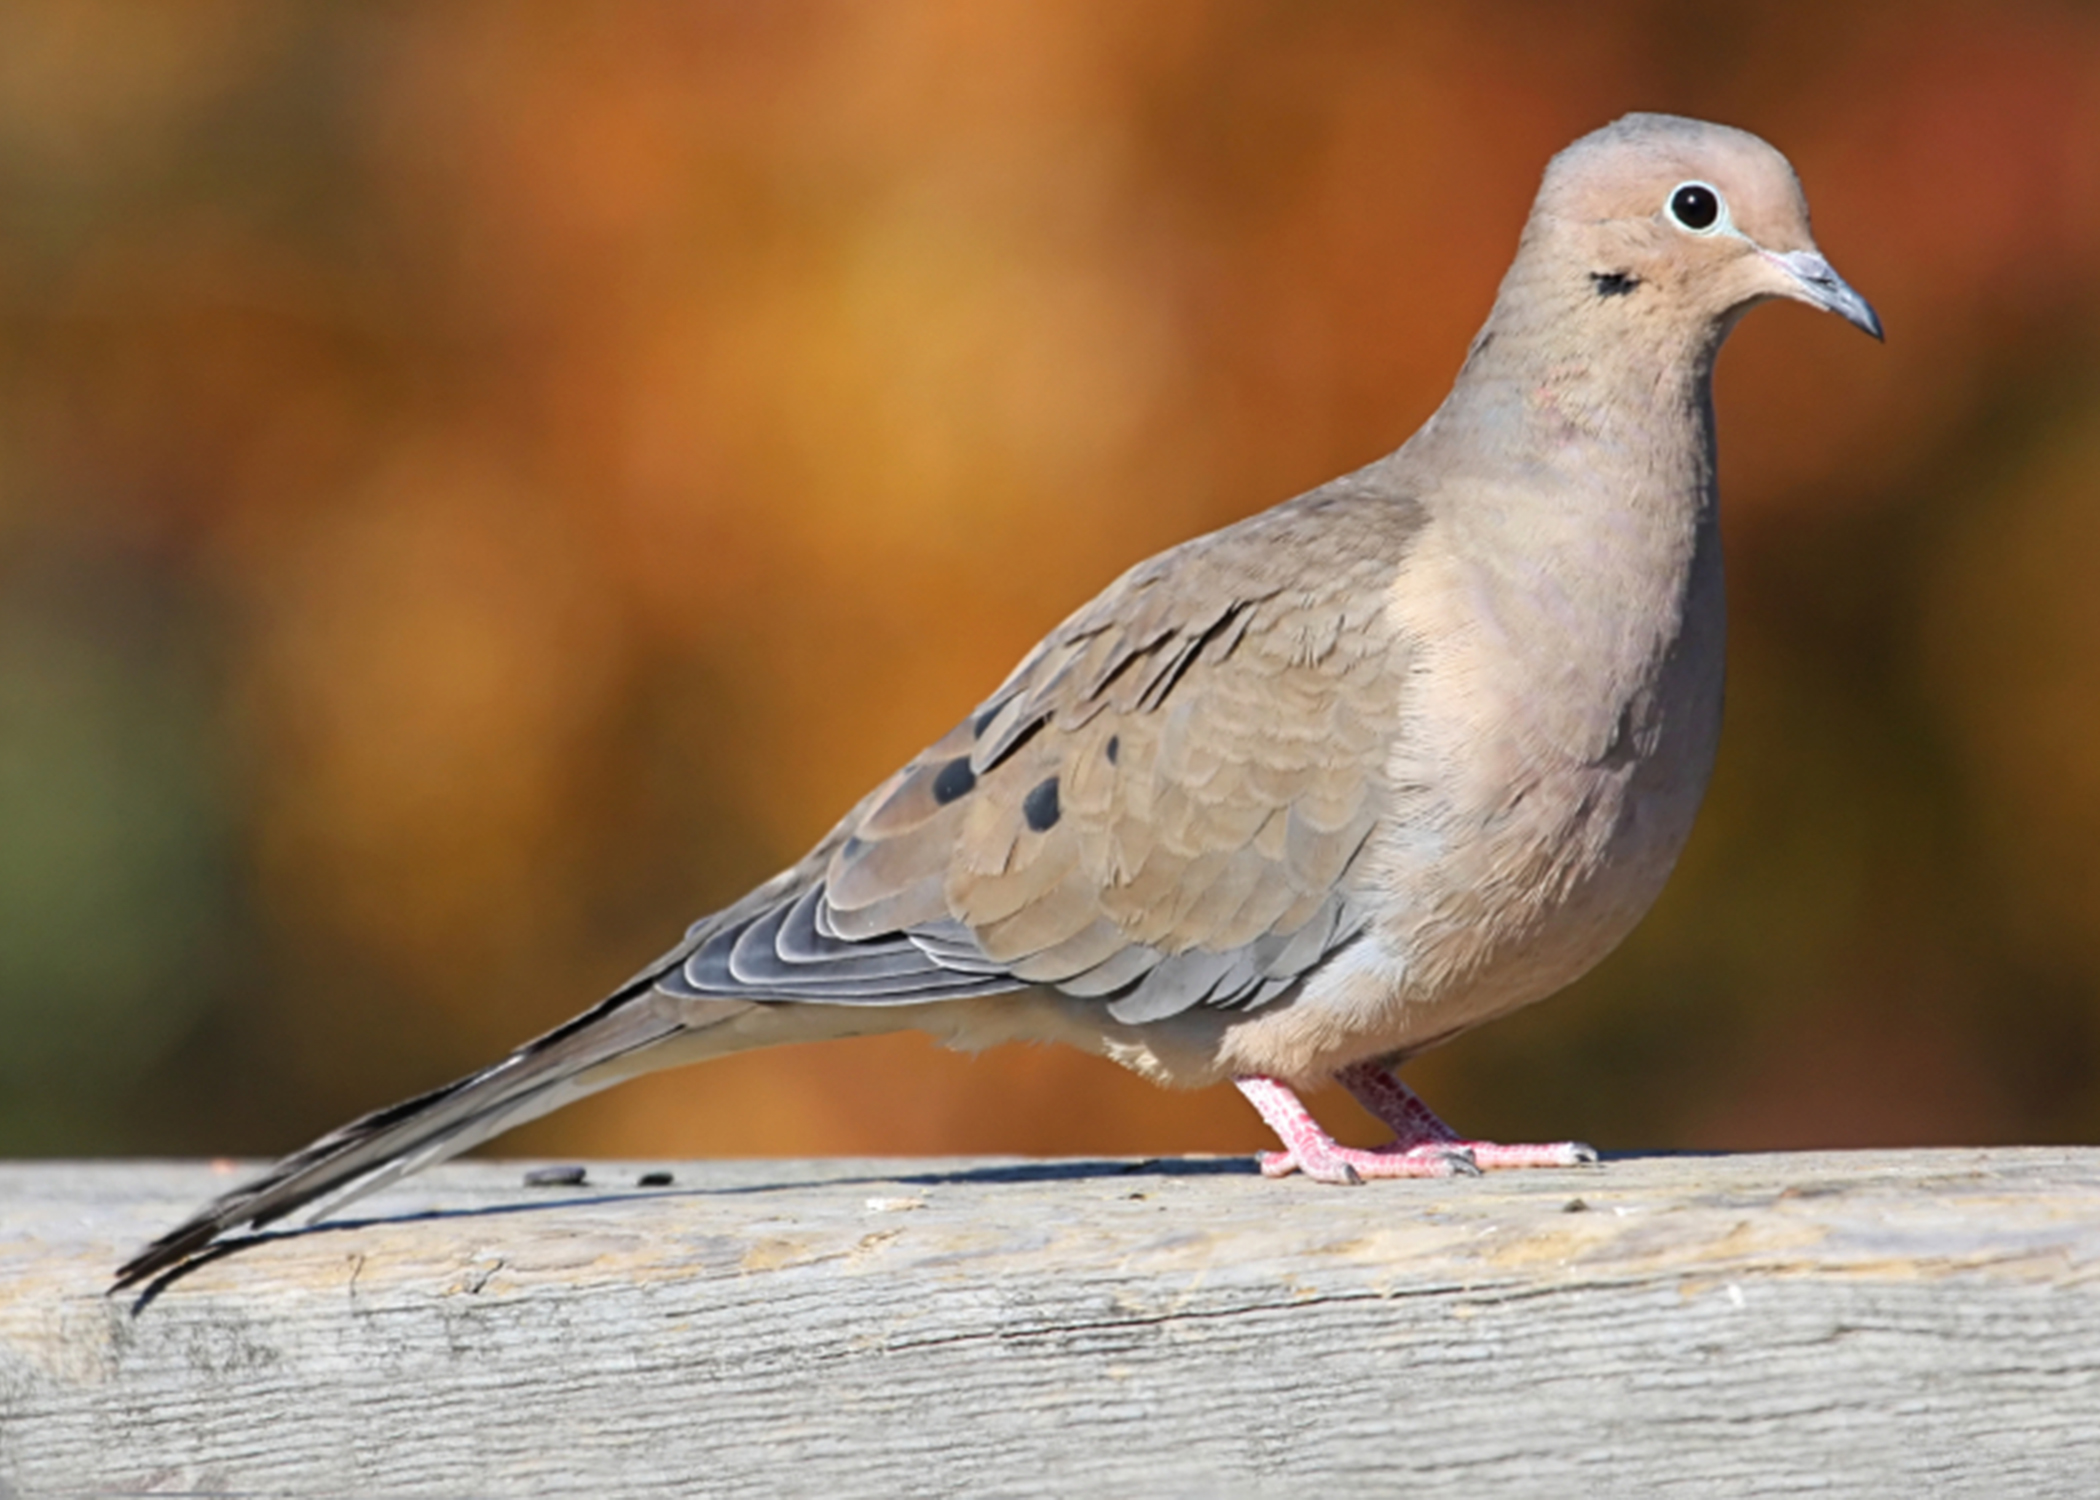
(1022, 775, 1061, 832)
(972, 701, 1004, 737)
(932, 756, 977, 804)
(1591, 271, 1641, 298)
(1105, 735, 1120, 765)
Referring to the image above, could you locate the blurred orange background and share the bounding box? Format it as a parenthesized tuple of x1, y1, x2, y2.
(4, 2, 2100, 1165)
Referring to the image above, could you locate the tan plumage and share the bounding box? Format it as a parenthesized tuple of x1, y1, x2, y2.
(117, 112, 1880, 1289)
(830, 490, 1410, 1007)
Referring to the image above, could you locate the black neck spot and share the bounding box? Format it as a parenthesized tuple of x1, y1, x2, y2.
(1590, 271, 1641, 298)
(1022, 775, 1061, 832)
(1105, 734, 1120, 765)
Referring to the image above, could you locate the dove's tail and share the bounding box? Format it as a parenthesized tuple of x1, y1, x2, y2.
(112, 984, 761, 1291)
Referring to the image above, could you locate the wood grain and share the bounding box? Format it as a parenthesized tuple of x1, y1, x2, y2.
(5, 1149, 2099, 1497)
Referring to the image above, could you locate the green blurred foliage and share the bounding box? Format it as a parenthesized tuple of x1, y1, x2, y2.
(0, 553, 235, 1149)
(3, 1, 2099, 1161)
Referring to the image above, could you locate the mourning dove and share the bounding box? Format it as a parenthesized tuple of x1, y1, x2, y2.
(116, 112, 1879, 1289)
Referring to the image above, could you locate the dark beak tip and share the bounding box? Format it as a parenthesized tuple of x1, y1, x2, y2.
(1771, 249, 1882, 345)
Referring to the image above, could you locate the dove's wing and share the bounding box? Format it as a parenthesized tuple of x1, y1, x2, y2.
(663, 474, 1423, 1026)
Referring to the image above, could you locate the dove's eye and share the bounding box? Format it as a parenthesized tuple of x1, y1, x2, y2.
(1667, 182, 1723, 233)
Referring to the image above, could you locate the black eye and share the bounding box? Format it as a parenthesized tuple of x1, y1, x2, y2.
(1667, 182, 1722, 233)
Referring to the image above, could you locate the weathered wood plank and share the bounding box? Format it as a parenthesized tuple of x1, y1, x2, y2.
(4, 1149, 2099, 1496)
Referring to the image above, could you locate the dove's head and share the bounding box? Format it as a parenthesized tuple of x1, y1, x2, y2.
(1521, 112, 1880, 346)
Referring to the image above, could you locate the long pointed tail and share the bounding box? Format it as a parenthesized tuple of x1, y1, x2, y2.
(113, 984, 748, 1290)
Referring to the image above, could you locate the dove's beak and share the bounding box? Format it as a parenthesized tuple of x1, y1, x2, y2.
(1767, 249, 1883, 341)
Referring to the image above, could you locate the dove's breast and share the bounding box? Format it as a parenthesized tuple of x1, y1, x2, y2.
(1381, 479, 1726, 1034)
(1206, 466, 1726, 1085)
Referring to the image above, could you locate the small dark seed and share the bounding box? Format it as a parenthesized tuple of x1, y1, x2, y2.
(637, 1170, 674, 1188)
(524, 1164, 587, 1187)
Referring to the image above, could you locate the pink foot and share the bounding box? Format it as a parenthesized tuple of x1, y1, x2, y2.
(1336, 1061, 1600, 1170)
(1233, 1076, 1479, 1184)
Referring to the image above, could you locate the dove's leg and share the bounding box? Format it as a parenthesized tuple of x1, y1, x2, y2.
(1233, 1075, 1478, 1184)
(1336, 1061, 1599, 1169)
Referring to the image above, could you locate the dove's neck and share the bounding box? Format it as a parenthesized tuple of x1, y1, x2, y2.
(1422, 290, 1727, 508)
(1382, 293, 1733, 758)
(1401, 294, 1728, 613)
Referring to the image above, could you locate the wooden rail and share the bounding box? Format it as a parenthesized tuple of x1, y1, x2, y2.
(5, 1148, 2098, 1496)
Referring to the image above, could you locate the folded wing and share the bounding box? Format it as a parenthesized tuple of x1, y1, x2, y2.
(661, 479, 1423, 1025)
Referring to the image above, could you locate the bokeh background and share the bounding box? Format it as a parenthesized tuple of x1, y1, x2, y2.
(5, 1, 2100, 1165)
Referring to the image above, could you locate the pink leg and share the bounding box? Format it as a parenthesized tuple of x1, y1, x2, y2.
(1233, 1075, 1479, 1184)
(1336, 1061, 1599, 1170)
